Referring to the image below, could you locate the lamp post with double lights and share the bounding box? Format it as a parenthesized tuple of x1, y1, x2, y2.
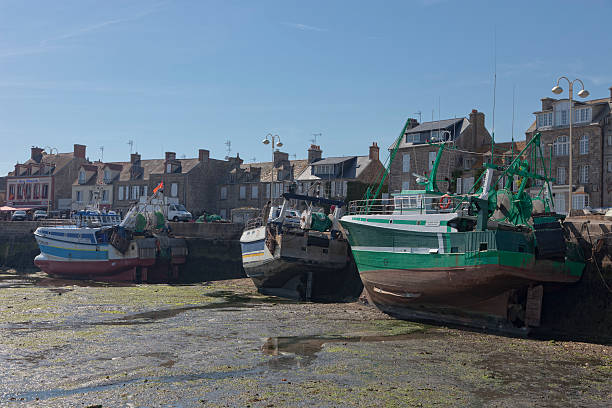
(262, 133, 283, 162)
(551, 76, 589, 214)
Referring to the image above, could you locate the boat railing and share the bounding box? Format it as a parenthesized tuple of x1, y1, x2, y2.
(245, 217, 264, 230)
(347, 194, 471, 216)
(38, 219, 75, 227)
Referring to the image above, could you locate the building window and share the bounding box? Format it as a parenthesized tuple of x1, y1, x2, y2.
(463, 158, 473, 170)
(220, 186, 228, 200)
(166, 163, 172, 173)
(102, 190, 108, 203)
(579, 165, 589, 184)
(104, 169, 111, 183)
(553, 136, 569, 156)
(560, 110, 568, 125)
(170, 183, 178, 197)
(315, 164, 334, 175)
(265, 183, 271, 199)
(132, 185, 140, 200)
(8, 185, 15, 200)
(608, 161, 612, 173)
(78, 169, 86, 184)
(572, 194, 589, 210)
(402, 154, 410, 173)
(537, 112, 553, 128)
(76, 191, 82, 202)
(405, 132, 421, 144)
(42, 184, 48, 199)
(557, 167, 566, 185)
(579, 134, 589, 155)
(118, 186, 124, 201)
(89, 190, 94, 202)
(143, 185, 148, 197)
(575, 107, 591, 123)
(428, 151, 437, 170)
(273, 183, 282, 198)
(251, 185, 258, 199)
(239, 185, 246, 199)
(401, 180, 410, 191)
(220, 209, 227, 219)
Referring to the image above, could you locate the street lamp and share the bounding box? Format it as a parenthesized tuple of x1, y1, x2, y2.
(262, 133, 283, 161)
(552, 76, 589, 215)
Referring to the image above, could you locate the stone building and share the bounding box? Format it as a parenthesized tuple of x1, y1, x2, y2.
(5, 144, 88, 210)
(217, 151, 309, 220)
(295, 142, 387, 201)
(525, 87, 612, 212)
(71, 162, 123, 211)
(389, 110, 491, 194)
(112, 150, 229, 216)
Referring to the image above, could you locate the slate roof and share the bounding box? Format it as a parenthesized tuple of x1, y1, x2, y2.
(240, 159, 310, 183)
(18, 151, 76, 176)
(404, 118, 465, 134)
(296, 155, 375, 181)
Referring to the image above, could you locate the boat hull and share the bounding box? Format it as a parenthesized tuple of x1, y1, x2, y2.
(34, 254, 143, 281)
(340, 215, 584, 326)
(240, 226, 362, 301)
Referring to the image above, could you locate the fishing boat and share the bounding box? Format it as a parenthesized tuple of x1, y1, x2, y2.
(240, 192, 362, 301)
(33, 184, 187, 282)
(339, 126, 585, 330)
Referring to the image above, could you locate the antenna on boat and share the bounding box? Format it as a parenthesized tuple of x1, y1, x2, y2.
(491, 27, 497, 161)
(511, 84, 516, 160)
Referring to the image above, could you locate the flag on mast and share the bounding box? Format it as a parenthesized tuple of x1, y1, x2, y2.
(153, 182, 164, 194)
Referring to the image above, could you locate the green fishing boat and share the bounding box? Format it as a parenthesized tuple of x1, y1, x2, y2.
(339, 122, 585, 330)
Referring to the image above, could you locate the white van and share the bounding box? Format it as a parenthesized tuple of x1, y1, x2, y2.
(168, 203, 192, 222)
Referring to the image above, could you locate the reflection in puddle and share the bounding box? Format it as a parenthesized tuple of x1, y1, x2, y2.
(262, 331, 438, 368)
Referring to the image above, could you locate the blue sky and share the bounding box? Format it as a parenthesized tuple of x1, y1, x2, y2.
(1, 0, 611, 174)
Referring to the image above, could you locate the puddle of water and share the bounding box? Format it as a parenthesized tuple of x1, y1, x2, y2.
(261, 330, 442, 368)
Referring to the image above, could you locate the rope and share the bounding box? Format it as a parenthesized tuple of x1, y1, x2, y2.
(583, 222, 612, 293)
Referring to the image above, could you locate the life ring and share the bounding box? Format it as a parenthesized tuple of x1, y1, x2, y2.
(439, 194, 452, 210)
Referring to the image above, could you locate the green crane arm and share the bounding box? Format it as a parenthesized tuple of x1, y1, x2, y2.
(364, 118, 411, 210)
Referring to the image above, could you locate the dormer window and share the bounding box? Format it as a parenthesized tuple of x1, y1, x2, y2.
(537, 112, 553, 128)
(315, 164, 334, 175)
(575, 107, 591, 123)
(166, 163, 172, 173)
(104, 169, 111, 183)
(78, 169, 86, 184)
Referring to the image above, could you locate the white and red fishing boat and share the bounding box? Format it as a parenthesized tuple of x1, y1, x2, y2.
(34, 183, 187, 282)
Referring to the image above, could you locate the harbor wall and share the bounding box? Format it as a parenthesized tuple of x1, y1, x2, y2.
(539, 218, 612, 342)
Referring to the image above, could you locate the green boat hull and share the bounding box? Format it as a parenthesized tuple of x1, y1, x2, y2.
(340, 217, 584, 325)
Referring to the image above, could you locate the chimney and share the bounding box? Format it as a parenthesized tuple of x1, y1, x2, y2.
(130, 153, 141, 164)
(308, 144, 322, 163)
(406, 118, 419, 129)
(30, 146, 44, 163)
(73, 144, 86, 159)
(609, 86, 612, 102)
(273, 150, 289, 166)
(541, 97, 554, 111)
(369, 142, 380, 161)
(165, 151, 176, 161)
(198, 149, 210, 162)
(469, 109, 485, 150)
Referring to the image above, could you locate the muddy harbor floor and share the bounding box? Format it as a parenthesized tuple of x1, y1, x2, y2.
(0, 270, 610, 407)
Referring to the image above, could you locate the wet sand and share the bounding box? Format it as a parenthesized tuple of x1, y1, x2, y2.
(0, 269, 611, 407)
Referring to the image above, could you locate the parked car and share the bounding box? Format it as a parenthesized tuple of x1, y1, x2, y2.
(33, 210, 47, 221)
(11, 210, 28, 221)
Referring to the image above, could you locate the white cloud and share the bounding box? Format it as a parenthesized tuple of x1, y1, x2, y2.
(282, 22, 328, 32)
